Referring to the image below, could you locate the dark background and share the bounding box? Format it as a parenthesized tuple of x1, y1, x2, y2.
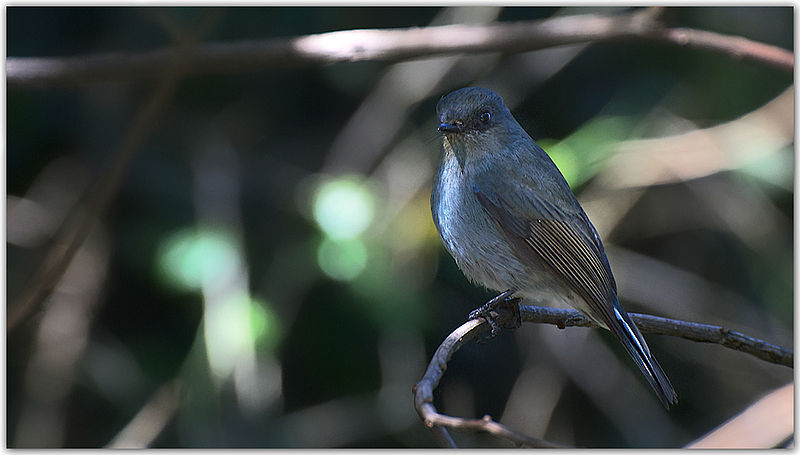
(7, 6, 793, 448)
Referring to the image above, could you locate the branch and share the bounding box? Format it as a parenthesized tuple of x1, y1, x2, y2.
(598, 86, 793, 190)
(413, 304, 792, 447)
(412, 319, 561, 448)
(106, 381, 181, 448)
(6, 63, 181, 331)
(7, 8, 792, 87)
(686, 382, 793, 448)
(650, 26, 793, 72)
(520, 305, 792, 367)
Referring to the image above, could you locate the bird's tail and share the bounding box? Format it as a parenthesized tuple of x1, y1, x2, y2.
(607, 299, 678, 409)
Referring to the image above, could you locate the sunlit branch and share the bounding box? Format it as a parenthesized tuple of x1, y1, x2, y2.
(650, 26, 793, 72)
(413, 304, 792, 447)
(686, 382, 793, 448)
(7, 7, 792, 88)
(598, 86, 793, 190)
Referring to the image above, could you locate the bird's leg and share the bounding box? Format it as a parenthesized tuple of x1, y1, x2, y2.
(469, 289, 522, 339)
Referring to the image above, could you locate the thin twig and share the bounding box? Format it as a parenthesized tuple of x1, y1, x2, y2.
(413, 304, 792, 447)
(7, 8, 791, 88)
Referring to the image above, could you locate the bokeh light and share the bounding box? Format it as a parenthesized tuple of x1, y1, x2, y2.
(204, 293, 282, 380)
(317, 237, 368, 281)
(157, 228, 239, 292)
(312, 177, 375, 240)
(545, 116, 634, 188)
(250, 297, 282, 351)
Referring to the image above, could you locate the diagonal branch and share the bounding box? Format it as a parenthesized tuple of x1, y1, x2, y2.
(7, 7, 792, 88)
(6, 12, 219, 332)
(6, 62, 182, 331)
(649, 26, 793, 72)
(413, 304, 792, 447)
(106, 381, 181, 448)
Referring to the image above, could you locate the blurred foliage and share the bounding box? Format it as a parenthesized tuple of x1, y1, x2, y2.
(6, 6, 793, 448)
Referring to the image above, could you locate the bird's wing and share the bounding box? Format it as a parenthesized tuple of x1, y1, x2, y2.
(473, 162, 678, 408)
(472, 171, 617, 324)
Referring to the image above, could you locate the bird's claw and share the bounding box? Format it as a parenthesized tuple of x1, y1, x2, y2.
(468, 290, 521, 341)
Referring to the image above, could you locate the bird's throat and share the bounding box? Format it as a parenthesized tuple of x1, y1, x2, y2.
(442, 135, 467, 171)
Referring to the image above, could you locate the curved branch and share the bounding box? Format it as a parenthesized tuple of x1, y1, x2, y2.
(413, 304, 792, 447)
(8, 8, 792, 87)
(412, 318, 561, 448)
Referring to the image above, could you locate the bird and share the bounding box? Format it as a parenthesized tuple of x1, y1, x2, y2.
(430, 86, 677, 409)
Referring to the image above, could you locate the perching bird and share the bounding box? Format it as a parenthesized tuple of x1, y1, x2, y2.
(431, 86, 677, 409)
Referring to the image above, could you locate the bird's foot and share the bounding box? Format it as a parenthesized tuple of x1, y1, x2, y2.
(469, 289, 521, 340)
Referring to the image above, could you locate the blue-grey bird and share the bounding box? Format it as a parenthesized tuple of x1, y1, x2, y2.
(431, 86, 677, 409)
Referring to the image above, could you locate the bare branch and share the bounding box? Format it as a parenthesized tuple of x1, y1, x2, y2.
(686, 382, 793, 448)
(520, 305, 792, 367)
(650, 27, 794, 72)
(8, 8, 792, 88)
(413, 304, 792, 447)
(412, 319, 560, 448)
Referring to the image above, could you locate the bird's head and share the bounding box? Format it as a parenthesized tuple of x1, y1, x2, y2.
(435, 87, 525, 167)
(436, 87, 510, 134)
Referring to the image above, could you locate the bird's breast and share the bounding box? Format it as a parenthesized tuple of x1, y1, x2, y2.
(432, 154, 529, 292)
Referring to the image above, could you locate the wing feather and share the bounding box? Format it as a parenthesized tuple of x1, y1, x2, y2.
(473, 178, 616, 326)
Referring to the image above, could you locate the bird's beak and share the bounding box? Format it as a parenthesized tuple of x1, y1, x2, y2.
(438, 122, 462, 134)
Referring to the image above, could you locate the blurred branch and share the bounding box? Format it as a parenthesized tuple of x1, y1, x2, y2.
(13, 227, 109, 447)
(6, 66, 179, 332)
(648, 23, 793, 71)
(606, 245, 792, 353)
(414, 304, 792, 447)
(7, 7, 792, 87)
(6, 13, 217, 333)
(323, 6, 502, 175)
(107, 381, 181, 448)
(599, 86, 793, 189)
(686, 382, 793, 448)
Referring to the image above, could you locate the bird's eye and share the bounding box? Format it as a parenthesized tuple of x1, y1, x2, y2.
(479, 112, 491, 123)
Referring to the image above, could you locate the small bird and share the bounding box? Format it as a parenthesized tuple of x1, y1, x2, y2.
(431, 87, 677, 409)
